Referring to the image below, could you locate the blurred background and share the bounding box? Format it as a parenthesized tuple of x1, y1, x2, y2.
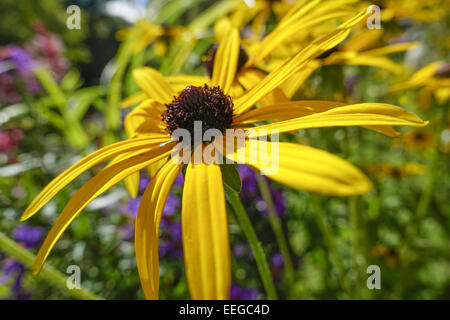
(0, 0, 449, 300)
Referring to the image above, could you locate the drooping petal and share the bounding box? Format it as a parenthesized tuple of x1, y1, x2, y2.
(146, 158, 168, 178)
(243, 103, 428, 137)
(107, 151, 144, 198)
(211, 27, 240, 94)
(133, 67, 176, 104)
(124, 172, 140, 198)
(33, 144, 175, 275)
(21, 135, 171, 221)
(135, 160, 181, 299)
(182, 162, 231, 300)
(221, 138, 372, 196)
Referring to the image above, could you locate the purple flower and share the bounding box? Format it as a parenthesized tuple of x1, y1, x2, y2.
(12, 226, 44, 248)
(233, 244, 250, 258)
(271, 253, 284, 269)
(345, 75, 359, 96)
(163, 194, 180, 217)
(230, 284, 260, 300)
(124, 193, 179, 219)
(159, 219, 183, 259)
(238, 165, 258, 196)
(5, 46, 36, 74)
(118, 223, 135, 242)
(138, 176, 150, 193)
(270, 253, 284, 281)
(0, 259, 30, 299)
(125, 196, 142, 219)
(256, 185, 286, 217)
(174, 173, 184, 187)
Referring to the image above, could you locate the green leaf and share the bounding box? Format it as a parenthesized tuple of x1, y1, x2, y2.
(220, 163, 241, 193)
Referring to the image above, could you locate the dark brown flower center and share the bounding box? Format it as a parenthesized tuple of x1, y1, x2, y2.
(203, 44, 249, 77)
(162, 85, 234, 136)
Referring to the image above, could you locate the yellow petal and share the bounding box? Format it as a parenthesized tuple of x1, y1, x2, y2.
(389, 61, 443, 93)
(248, 9, 350, 66)
(147, 158, 168, 178)
(33, 143, 175, 275)
(107, 151, 143, 198)
(280, 60, 322, 98)
(120, 91, 147, 108)
(182, 162, 230, 299)
(235, 100, 345, 124)
(166, 75, 210, 92)
(135, 160, 181, 299)
(235, 100, 402, 137)
(124, 172, 140, 198)
(124, 99, 166, 137)
(211, 27, 240, 94)
(223, 139, 372, 196)
(236, 69, 289, 107)
(244, 103, 428, 137)
(132, 67, 176, 104)
(324, 52, 404, 74)
(21, 136, 171, 221)
(214, 18, 232, 44)
(361, 42, 418, 56)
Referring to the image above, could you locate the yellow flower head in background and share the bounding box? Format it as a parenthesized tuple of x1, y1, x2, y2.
(367, 162, 427, 180)
(22, 7, 428, 300)
(389, 61, 450, 110)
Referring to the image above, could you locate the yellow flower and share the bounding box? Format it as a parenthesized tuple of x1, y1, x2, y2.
(397, 128, 437, 152)
(116, 19, 189, 54)
(371, 244, 399, 268)
(22, 9, 427, 300)
(367, 162, 427, 180)
(374, 0, 447, 23)
(389, 61, 450, 109)
(279, 28, 418, 99)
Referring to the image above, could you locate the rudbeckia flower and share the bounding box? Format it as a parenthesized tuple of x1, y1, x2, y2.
(389, 61, 450, 109)
(22, 9, 427, 300)
(366, 162, 427, 180)
(374, 0, 447, 23)
(276, 28, 418, 99)
(116, 19, 190, 54)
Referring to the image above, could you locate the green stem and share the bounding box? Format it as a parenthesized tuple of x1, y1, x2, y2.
(0, 232, 102, 300)
(225, 186, 278, 300)
(311, 196, 351, 296)
(104, 37, 136, 145)
(255, 174, 295, 284)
